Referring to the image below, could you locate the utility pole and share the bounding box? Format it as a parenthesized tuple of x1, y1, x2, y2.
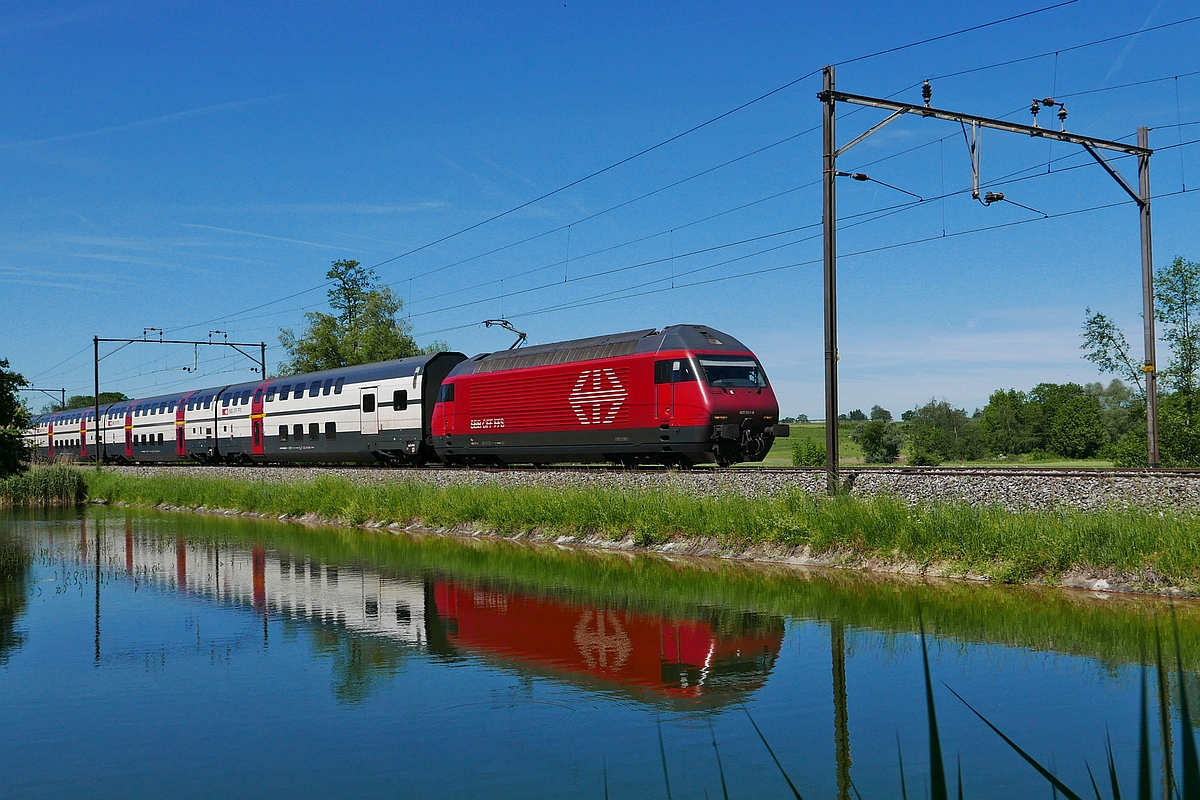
(19, 386, 67, 410)
(1138, 126, 1160, 467)
(818, 70, 1159, 481)
(94, 336, 101, 469)
(90, 332, 267, 465)
(822, 65, 840, 495)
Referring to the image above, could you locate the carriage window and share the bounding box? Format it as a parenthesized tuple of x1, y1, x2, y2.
(279, 385, 291, 400)
(294, 382, 306, 398)
(187, 400, 194, 411)
(168, 402, 176, 412)
(294, 424, 303, 440)
(157, 433, 163, 444)
(266, 387, 276, 402)
(334, 377, 344, 395)
(696, 355, 768, 388)
(325, 421, 336, 440)
(254, 390, 263, 404)
(436, 383, 454, 403)
(309, 423, 320, 440)
(362, 394, 376, 413)
(279, 425, 288, 441)
(222, 396, 230, 408)
(393, 390, 408, 411)
(242, 391, 252, 404)
(309, 383, 320, 398)
(203, 396, 212, 409)
(322, 379, 333, 396)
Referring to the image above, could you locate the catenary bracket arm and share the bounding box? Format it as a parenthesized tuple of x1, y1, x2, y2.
(835, 108, 907, 158)
(1081, 142, 1143, 206)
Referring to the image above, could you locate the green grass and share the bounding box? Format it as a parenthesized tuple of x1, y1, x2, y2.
(84, 469, 1200, 590)
(0, 465, 86, 507)
(756, 422, 1115, 468)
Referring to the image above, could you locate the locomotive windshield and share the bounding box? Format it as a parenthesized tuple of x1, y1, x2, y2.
(697, 355, 768, 388)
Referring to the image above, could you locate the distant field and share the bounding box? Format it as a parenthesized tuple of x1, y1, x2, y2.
(755, 422, 1114, 468)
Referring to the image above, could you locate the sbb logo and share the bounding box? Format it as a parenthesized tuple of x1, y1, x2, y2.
(569, 369, 627, 425)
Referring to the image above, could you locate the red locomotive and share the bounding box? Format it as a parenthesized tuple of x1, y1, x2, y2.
(432, 324, 787, 466)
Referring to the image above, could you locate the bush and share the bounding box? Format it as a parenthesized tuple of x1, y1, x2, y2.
(0, 465, 86, 507)
(791, 438, 826, 467)
(851, 419, 903, 463)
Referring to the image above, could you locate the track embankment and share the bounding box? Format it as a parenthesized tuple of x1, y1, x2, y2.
(104, 465, 1200, 512)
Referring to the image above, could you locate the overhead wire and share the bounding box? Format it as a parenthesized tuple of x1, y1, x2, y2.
(156, 0, 1084, 339)
(35, 4, 1197, 389)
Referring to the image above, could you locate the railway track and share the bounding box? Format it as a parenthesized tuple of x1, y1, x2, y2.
(94, 462, 1200, 479)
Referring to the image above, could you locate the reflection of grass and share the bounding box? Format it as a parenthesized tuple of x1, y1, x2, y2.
(87, 470, 1200, 591)
(79, 506, 1200, 673)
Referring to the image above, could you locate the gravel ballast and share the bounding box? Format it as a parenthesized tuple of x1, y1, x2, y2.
(105, 465, 1200, 512)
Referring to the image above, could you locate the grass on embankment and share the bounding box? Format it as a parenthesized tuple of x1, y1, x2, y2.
(0, 465, 86, 507)
(84, 469, 1200, 589)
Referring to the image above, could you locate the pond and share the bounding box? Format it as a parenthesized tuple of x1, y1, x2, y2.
(1, 508, 1198, 798)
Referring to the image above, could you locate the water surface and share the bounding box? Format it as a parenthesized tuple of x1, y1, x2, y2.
(2, 508, 1198, 798)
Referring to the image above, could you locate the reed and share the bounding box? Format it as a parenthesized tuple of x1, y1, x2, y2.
(0, 465, 86, 507)
(84, 470, 1200, 590)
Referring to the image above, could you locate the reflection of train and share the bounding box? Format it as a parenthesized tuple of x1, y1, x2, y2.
(429, 582, 783, 705)
(77, 528, 782, 706)
(24, 325, 787, 467)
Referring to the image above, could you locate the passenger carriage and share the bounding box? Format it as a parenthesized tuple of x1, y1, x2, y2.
(27, 352, 466, 466)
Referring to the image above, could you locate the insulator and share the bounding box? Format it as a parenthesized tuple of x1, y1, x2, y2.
(1057, 105, 1068, 131)
(1030, 99, 1041, 128)
(922, 80, 932, 107)
(850, 173, 869, 181)
(984, 191, 1005, 204)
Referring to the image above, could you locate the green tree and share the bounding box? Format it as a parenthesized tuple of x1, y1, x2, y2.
(0, 359, 30, 477)
(851, 419, 903, 463)
(906, 400, 982, 463)
(1155, 256, 1200, 394)
(44, 392, 130, 413)
(977, 389, 1035, 456)
(1082, 380, 1140, 445)
(869, 405, 893, 422)
(1026, 382, 1086, 451)
(1048, 395, 1108, 458)
(1080, 309, 1146, 397)
(846, 409, 867, 421)
(278, 260, 448, 375)
(1082, 255, 1200, 466)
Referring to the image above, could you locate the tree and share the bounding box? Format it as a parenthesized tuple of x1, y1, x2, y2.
(43, 392, 129, 413)
(905, 400, 982, 463)
(1155, 256, 1200, 395)
(1048, 395, 1108, 458)
(0, 359, 30, 477)
(900, 409, 916, 422)
(278, 260, 448, 375)
(1083, 380, 1140, 445)
(869, 405, 892, 422)
(1082, 255, 1200, 465)
(1026, 382, 1086, 451)
(1080, 309, 1145, 397)
(847, 409, 867, 421)
(852, 419, 903, 463)
(977, 389, 1035, 456)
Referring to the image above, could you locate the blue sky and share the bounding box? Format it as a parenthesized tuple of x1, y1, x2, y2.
(2, 0, 1198, 417)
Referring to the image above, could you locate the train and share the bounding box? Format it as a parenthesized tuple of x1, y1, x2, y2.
(22, 324, 788, 467)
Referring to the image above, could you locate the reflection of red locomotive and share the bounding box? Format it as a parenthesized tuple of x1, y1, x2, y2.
(430, 582, 783, 705)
